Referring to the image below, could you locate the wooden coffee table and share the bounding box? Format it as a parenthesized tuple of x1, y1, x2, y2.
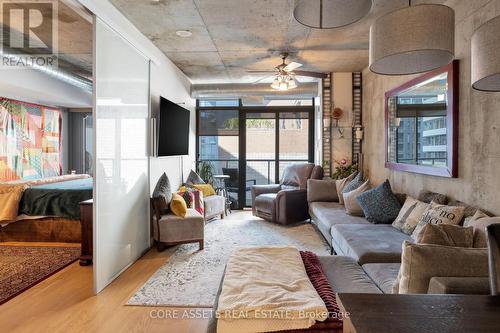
(337, 293, 500, 333)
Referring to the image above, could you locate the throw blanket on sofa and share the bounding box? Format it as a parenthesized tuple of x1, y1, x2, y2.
(216, 247, 328, 333)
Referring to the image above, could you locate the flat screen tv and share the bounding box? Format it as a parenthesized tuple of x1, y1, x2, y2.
(157, 97, 190, 156)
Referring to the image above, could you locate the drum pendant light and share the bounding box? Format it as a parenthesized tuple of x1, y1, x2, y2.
(293, 0, 372, 29)
(369, 3, 455, 75)
(472, 15, 500, 91)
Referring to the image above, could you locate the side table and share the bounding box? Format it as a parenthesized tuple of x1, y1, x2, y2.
(79, 199, 93, 266)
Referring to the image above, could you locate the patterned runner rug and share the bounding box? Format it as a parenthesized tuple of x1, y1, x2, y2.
(0, 245, 80, 305)
(128, 216, 329, 307)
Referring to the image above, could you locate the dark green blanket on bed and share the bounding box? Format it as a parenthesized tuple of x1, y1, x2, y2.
(19, 178, 93, 220)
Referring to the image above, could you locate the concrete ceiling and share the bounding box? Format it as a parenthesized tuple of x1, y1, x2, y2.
(109, 0, 446, 84)
(0, 0, 92, 80)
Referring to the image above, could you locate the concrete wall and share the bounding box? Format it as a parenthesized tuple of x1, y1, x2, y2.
(362, 0, 500, 215)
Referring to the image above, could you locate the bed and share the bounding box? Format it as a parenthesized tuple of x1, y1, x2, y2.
(0, 175, 92, 243)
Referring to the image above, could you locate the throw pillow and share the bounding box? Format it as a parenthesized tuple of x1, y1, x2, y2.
(417, 190, 448, 205)
(392, 196, 429, 235)
(343, 180, 371, 216)
(356, 180, 402, 224)
(416, 224, 474, 248)
(192, 184, 216, 197)
(151, 173, 172, 213)
(448, 199, 479, 223)
(170, 193, 188, 217)
(342, 171, 364, 194)
(411, 202, 465, 240)
(307, 179, 338, 202)
(335, 172, 358, 205)
(178, 190, 195, 208)
(185, 170, 205, 185)
(395, 241, 488, 294)
(464, 210, 500, 248)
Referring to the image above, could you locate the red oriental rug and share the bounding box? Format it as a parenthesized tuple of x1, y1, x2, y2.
(0, 245, 80, 305)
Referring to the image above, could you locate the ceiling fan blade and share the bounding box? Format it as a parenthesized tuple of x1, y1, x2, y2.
(252, 75, 275, 84)
(283, 62, 303, 72)
(292, 70, 328, 79)
(246, 70, 276, 73)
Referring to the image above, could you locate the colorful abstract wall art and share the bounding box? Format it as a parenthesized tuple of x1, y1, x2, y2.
(0, 98, 62, 181)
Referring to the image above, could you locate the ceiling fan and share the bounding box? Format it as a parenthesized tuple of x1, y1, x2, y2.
(247, 53, 328, 91)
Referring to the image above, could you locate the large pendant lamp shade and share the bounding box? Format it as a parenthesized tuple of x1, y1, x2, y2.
(369, 5, 455, 75)
(472, 16, 500, 91)
(293, 0, 372, 29)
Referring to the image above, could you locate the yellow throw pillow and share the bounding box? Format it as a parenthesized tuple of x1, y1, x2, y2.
(170, 193, 187, 217)
(193, 184, 216, 197)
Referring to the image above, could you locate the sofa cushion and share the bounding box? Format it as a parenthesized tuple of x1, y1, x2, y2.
(331, 224, 412, 264)
(411, 202, 465, 240)
(396, 241, 489, 294)
(317, 256, 382, 294)
(416, 224, 474, 248)
(356, 180, 402, 224)
(307, 179, 338, 203)
(185, 169, 205, 185)
(309, 202, 369, 246)
(392, 196, 429, 235)
(417, 190, 447, 205)
(342, 171, 364, 194)
(343, 180, 371, 216)
(335, 172, 357, 205)
(464, 210, 500, 248)
(427, 277, 490, 295)
(362, 263, 401, 294)
(254, 193, 277, 214)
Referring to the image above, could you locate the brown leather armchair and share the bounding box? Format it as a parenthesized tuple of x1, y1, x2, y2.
(251, 163, 323, 225)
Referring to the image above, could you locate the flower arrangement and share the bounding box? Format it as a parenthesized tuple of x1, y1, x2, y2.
(331, 158, 358, 180)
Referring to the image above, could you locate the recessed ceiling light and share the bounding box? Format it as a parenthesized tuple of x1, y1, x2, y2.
(175, 30, 192, 38)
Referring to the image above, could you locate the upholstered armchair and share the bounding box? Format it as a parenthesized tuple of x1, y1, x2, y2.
(251, 163, 323, 225)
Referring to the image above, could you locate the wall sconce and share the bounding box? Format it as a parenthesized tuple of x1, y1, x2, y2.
(354, 125, 364, 142)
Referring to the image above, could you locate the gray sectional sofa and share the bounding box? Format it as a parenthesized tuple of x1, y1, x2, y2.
(307, 179, 490, 295)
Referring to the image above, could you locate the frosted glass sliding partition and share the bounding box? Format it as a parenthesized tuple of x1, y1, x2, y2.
(94, 18, 150, 293)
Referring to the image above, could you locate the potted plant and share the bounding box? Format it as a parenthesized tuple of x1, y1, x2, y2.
(198, 161, 215, 185)
(331, 158, 358, 180)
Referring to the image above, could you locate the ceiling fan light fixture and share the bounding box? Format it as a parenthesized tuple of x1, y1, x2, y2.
(369, 4, 455, 75)
(294, 0, 372, 29)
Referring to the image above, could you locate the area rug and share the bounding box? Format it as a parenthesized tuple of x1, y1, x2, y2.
(127, 216, 329, 307)
(0, 245, 80, 305)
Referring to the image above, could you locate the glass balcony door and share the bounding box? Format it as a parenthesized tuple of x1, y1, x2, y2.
(245, 112, 276, 206)
(197, 99, 314, 209)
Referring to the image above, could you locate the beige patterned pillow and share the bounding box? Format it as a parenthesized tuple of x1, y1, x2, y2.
(343, 180, 371, 216)
(392, 196, 429, 235)
(335, 172, 357, 205)
(411, 202, 465, 240)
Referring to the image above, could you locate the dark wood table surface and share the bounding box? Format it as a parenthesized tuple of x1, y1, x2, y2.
(337, 293, 500, 333)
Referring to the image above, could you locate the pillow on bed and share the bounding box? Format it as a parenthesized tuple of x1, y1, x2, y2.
(0, 184, 26, 222)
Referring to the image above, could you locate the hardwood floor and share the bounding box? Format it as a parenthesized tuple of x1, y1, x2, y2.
(0, 242, 210, 333)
